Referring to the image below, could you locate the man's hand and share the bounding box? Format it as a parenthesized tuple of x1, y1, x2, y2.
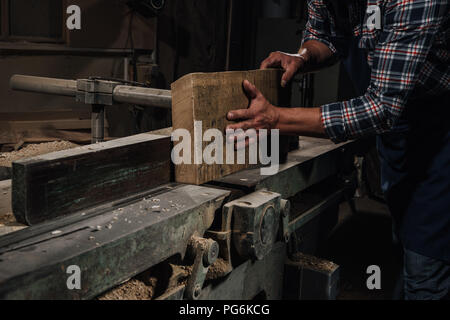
(227, 80, 279, 131)
(260, 51, 307, 87)
(226, 80, 280, 148)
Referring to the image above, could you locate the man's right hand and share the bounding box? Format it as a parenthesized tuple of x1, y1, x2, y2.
(260, 51, 307, 88)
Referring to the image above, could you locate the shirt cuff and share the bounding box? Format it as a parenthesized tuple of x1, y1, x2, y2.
(302, 34, 337, 55)
(321, 102, 347, 143)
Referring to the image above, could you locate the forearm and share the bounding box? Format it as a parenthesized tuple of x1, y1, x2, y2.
(298, 40, 337, 73)
(274, 106, 326, 137)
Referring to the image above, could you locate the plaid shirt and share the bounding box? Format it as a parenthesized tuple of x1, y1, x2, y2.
(303, 0, 450, 143)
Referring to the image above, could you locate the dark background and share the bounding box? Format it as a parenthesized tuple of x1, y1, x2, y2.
(0, 0, 355, 138)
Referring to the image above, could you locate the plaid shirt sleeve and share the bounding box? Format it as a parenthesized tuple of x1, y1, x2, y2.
(302, 0, 338, 55)
(321, 0, 449, 143)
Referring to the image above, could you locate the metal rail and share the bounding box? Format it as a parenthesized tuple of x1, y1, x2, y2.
(10, 75, 77, 97)
(113, 85, 172, 109)
(10, 74, 172, 109)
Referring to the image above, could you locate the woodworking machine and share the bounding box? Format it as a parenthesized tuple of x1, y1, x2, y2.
(0, 75, 360, 300)
(10, 75, 172, 143)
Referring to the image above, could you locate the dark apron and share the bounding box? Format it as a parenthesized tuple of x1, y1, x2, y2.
(333, 35, 450, 263)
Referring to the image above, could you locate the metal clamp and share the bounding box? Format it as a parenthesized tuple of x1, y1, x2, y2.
(184, 236, 219, 300)
(226, 190, 290, 261)
(76, 79, 119, 106)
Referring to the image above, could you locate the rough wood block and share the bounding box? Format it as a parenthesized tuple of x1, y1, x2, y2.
(171, 69, 284, 185)
(12, 133, 171, 225)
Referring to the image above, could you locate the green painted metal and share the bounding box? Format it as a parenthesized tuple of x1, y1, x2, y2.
(0, 184, 229, 300)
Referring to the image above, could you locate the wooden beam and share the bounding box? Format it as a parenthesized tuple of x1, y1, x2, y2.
(12, 133, 171, 225)
(171, 69, 286, 185)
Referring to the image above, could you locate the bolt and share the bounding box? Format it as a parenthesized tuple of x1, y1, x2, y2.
(203, 240, 219, 266)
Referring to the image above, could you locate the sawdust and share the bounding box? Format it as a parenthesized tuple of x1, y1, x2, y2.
(206, 258, 229, 280)
(0, 141, 79, 167)
(0, 212, 15, 225)
(291, 252, 337, 273)
(98, 263, 195, 300)
(99, 258, 230, 300)
(98, 278, 157, 300)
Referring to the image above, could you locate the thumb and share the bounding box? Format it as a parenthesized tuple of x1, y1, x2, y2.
(242, 80, 260, 100)
(281, 66, 296, 88)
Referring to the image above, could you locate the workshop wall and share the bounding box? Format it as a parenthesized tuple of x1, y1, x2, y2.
(0, 0, 157, 140)
(0, 0, 355, 141)
(157, 0, 229, 87)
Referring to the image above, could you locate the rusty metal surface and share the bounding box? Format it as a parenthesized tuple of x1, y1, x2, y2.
(0, 184, 229, 300)
(211, 137, 355, 198)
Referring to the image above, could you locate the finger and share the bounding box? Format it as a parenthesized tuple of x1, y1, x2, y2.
(227, 108, 252, 121)
(226, 120, 255, 134)
(235, 139, 248, 150)
(281, 64, 297, 87)
(260, 58, 271, 69)
(260, 55, 281, 69)
(257, 129, 269, 139)
(229, 129, 257, 142)
(242, 80, 260, 100)
(235, 136, 257, 151)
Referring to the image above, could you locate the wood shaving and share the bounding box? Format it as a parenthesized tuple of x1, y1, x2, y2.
(0, 141, 78, 167)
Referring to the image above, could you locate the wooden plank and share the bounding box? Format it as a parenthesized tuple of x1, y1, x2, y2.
(171, 69, 285, 185)
(12, 133, 171, 225)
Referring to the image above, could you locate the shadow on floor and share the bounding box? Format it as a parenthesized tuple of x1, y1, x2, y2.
(319, 197, 403, 300)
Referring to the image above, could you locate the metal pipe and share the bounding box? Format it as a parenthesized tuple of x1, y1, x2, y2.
(10, 75, 77, 97)
(91, 104, 105, 144)
(113, 85, 172, 109)
(10, 75, 172, 109)
(123, 57, 130, 81)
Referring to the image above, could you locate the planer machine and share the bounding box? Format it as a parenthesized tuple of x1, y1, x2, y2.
(0, 74, 362, 300)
